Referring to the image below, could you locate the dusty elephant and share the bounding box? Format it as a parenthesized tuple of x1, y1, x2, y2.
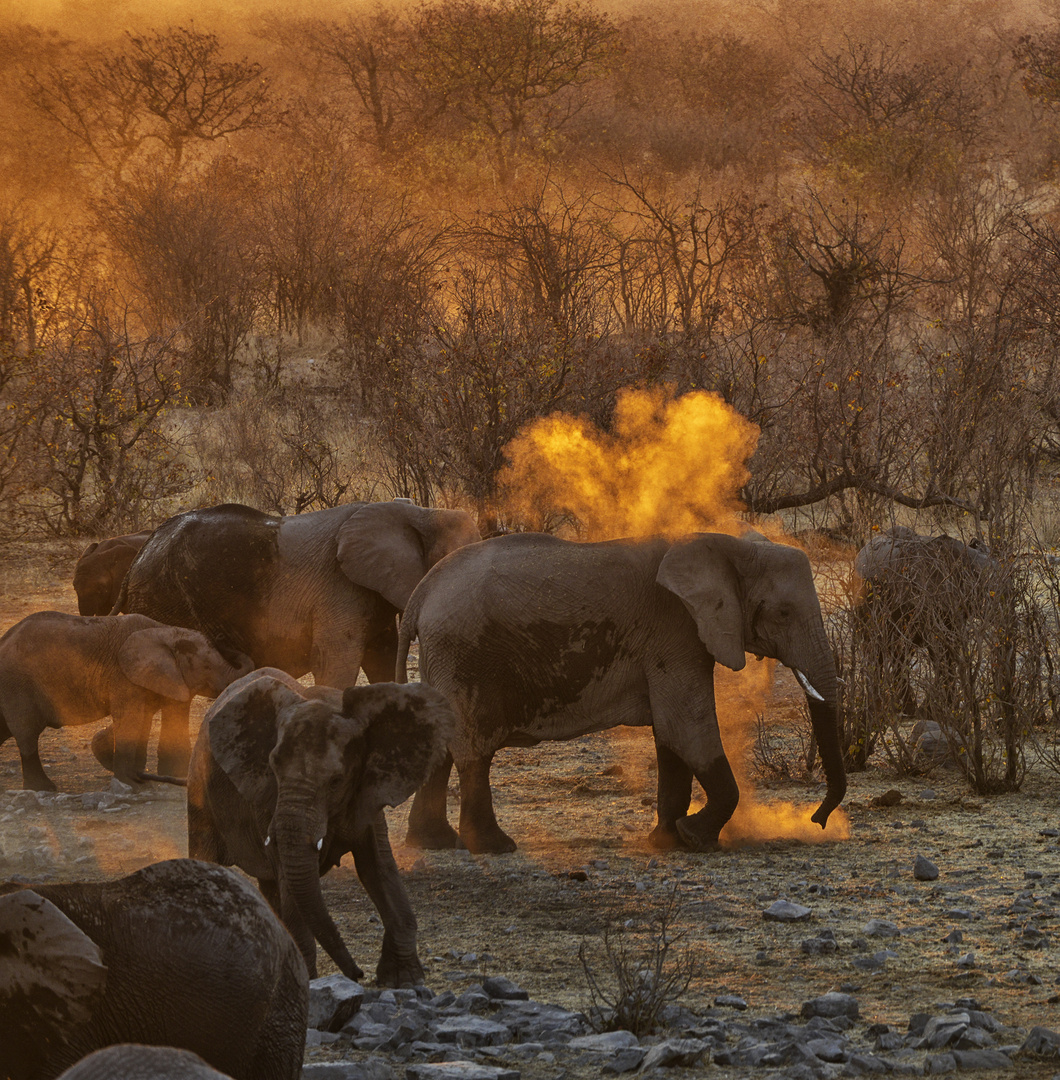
(397, 531, 845, 854)
(113, 500, 481, 688)
(0, 612, 251, 790)
(0, 859, 308, 1080)
(72, 531, 152, 616)
(55, 1046, 232, 1080)
(187, 668, 454, 987)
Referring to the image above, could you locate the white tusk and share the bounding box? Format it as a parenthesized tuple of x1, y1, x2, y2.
(793, 668, 826, 702)
(316, 838, 324, 851)
(264, 835, 271, 846)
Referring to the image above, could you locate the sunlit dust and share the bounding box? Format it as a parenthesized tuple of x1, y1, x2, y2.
(499, 387, 844, 848)
(498, 386, 759, 540)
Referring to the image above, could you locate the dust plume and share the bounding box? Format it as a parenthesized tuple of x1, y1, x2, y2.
(498, 386, 758, 539)
(500, 386, 848, 847)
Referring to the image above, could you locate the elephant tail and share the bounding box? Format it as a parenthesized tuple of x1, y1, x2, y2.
(136, 771, 189, 787)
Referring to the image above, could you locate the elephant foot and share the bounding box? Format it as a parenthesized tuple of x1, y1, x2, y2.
(459, 822, 518, 855)
(405, 819, 460, 850)
(376, 953, 425, 989)
(674, 815, 723, 853)
(20, 754, 56, 792)
(647, 823, 681, 851)
(156, 749, 191, 779)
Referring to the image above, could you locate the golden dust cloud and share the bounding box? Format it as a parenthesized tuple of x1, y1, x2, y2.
(498, 385, 849, 847)
(498, 386, 759, 540)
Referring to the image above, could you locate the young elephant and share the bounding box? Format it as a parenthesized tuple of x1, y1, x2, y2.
(56, 1046, 232, 1080)
(0, 859, 308, 1080)
(187, 668, 454, 987)
(72, 531, 152, 616)
(0, 611, 251, 790)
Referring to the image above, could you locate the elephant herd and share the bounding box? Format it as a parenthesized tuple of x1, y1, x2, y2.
(2, 497, 978, 1078)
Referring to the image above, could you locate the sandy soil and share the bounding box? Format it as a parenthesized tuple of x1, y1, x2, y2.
(2, 541, 1059, 1077)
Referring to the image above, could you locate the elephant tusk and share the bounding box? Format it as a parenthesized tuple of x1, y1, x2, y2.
(793, 668, 826, 702)
(316, 838, 324, 851)
(264, 835, 271, 846)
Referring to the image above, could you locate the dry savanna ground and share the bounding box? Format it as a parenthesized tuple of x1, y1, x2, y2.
(1, 540, 1059, 1078)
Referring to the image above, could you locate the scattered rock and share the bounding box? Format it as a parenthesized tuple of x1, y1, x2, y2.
(871, 789, 904, 807)
(914, 855, 940, 881)
(801, 992, 860, 1020)
(763, 899, 812, 922)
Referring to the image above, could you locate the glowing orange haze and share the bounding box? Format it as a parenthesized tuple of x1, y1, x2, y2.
(500, 386, 850, 847)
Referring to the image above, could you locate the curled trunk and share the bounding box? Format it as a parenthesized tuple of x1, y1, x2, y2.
(274, 816, 364, 983)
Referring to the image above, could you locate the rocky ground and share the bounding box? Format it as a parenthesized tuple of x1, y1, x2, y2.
(2, 544, 1060, 1078)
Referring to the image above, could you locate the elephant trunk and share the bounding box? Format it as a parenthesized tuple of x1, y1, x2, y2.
(273, 809, 364, 983)
(797, 660, 846, 827)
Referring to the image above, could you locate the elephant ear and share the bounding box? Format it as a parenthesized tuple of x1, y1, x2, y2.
(0, 890, 108, 1030)
(335, 501, 430, 611)
(341, 683, 455, 831)
(117, 627, 190, 701)
(656, 534, 749, 671)
(208, 674, 305, 806)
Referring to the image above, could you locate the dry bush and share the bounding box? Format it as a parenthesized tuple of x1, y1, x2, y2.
(578, 886, 699, 1037)
(195, 381, 380, 514)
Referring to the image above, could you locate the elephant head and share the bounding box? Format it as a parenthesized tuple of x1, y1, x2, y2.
(657, 532, 846, 833)
(205, 672, 452, 983)
(0, 889, 108, 1080)
(118, 627, 253, 702)
(335, 500, 483, 611)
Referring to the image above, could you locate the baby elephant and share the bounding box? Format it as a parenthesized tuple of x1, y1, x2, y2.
(57, 1046, 232, 1080)
(0, 859, 307, 1080)
(0, 611, 251, 790)
(72, 531, 152, 616)
(188, 668, 454, 988)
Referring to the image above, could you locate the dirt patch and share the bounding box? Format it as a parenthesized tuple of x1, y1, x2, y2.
(2, 543, 1060, 1077)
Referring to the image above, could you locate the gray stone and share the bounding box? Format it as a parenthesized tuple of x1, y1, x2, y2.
(914, 855, 940, 881)
(764, 899, 813, 922)
(304, 1063, 397, 1080)
(406, 1065, 520, 1080)
(863, 918, 901, 938)
(924, 1053, 957, 1074)
(482, 976, 529, 1001)
(602, 1048, 646, 1073)
(308, 974, 365, 1032)
(1019, 1027, 1060, 1057)
(714, 995, 748, 1010)
(801, 993, 860, 1020)
(568, 1031, 640, 1052)
(638, 1038, 709, 1070)
(432, 1017, 513, 1047)
(952, 1048, 1013, 1069)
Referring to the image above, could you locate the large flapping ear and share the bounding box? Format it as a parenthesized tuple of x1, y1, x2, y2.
(656, 534, 750, 671)
(117, 627, 190, 701)
(207, 672, 306, 806)
(335, 501, 430, 611)
(341, 683, 455, 831)
(0, 890, 107, 1031)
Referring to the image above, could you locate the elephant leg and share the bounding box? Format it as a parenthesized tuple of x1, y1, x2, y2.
(456, 754, 517, 854)
(405, 751, 459, 849)
(351, 816, 423, 988)
(675, 754, 739, 852)
(278, 877, 319, 979)
(18, 747, 55, 792)
(649, 741, 694, 850)
(157, 698, 192, 777)
(361, 617, 399, 684)
(110, 711, 151, 786)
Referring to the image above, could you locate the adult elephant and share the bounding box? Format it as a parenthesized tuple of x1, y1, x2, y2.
(56, 1046, 232, 1080)
(0, 612, 250, 790)
(188, 668, 453, 987)
(0, 859, 307, 1080)
(72, 531, 152, 616)
(113, 500, 481, 687)
(397, 531, 845, 854)
(853, 527, 1008, 718)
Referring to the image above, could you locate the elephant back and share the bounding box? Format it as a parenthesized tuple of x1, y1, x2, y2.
(117, 505, 281, 663)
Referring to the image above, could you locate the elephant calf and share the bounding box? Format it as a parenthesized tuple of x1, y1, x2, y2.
(187, 668, 454, 987)
(72, 530, 152, 616)
(0, 859, 308, 1080)
(0, 611, 251, 790)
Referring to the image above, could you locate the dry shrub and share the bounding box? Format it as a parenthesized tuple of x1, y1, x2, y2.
(578, 886, 699, 1037)
(195, 381, 380, 514)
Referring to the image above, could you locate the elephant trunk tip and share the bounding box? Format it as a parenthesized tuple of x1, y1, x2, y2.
(810, 784, 847, 829)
